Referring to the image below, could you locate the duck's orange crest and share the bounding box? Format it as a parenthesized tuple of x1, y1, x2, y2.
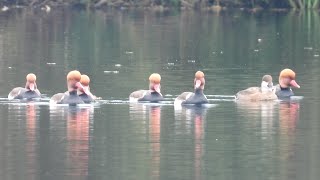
(195, 71, 205, 79)
(67, 70, 81, 82)
(149, 73, 161, 84)
(280, 68, 296, 79)
(26, 73, 36, 82)
(80, 74, 90, 86)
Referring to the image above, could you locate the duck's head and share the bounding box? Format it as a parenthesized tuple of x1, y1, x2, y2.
(66, 70, 83, 91)
(194, 71, 205, 90)
(279, 69, 300, 89)
(149, 73, 161, 93)
(79, 74, 90, 93)
(25, 73, 37, 91)
(261, 75, 274, 92)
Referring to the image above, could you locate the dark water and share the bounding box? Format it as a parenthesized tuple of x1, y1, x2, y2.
(0, 9, 319, 180)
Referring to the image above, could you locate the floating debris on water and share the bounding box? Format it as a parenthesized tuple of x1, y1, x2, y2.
(125, 51, 133, 54)
(220, 51, 223, 54)
(104, 71, 119, 74)
(1, 6, 9, 12)
(258, 38, 262, 42)
(314, 54, 319, 57)
(304, 47, 313, 50)
(167, 63, 175, 66)
(254, 49, 259, 52)
(187, 60, 196, 63)
(115, 64, 122, 67)
(8, 67, 12, 69)
(212, 52, 216, 54)
(47, 62, 56, 65)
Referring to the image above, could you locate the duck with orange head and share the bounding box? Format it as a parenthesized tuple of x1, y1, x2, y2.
(275, 68, 300, 99)
(78, 74, 99, 103)
(8, 73, 41, 100)
(174, 71, 208, 106)
(50, 70, 85, 105)
(129, 73, 164, 103)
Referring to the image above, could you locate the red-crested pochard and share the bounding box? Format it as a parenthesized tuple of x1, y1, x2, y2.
(8, 73, 41, 100)
(129, 73, 164, 103)
(174, 71, 208, 106)
(78, 74, 99, 103)
(236, 75, 277, 101)
(50, 70, 85, 105)
(275, 68, 300, 99)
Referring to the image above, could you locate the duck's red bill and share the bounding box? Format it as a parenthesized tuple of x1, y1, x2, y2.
(290, 80, 300, 88)
(75, 82, 84, 90)
(29, 83, 35, 91)
(153, 84, 161, 93)
(195, 80, 201, 89)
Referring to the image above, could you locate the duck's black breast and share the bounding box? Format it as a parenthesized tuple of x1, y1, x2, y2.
(275, 84, 294, 99)
(138, 92, 164, 103)
(182, 89, 208, 105)
(60, 91, 84, 105)
(16, 90, 41, 100)
(79, 93, 94, 104)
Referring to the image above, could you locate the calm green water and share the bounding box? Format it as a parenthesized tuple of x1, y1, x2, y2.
(0, 9, 319, 180)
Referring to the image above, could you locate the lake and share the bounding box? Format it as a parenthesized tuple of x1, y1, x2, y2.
(0, 8, 319, 180)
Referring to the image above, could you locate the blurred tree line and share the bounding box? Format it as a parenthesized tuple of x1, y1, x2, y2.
(1, 0, 319, 10)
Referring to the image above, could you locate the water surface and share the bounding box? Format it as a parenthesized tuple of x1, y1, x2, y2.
(0, 9, 319, 180)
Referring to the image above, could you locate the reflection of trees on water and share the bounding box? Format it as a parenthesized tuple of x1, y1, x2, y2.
(0, 10, 318, 97)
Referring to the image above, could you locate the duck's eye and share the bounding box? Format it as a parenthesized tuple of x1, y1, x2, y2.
(283, 78, 291, 83)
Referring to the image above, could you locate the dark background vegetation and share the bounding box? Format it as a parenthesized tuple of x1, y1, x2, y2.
(1, 0, 319, 10)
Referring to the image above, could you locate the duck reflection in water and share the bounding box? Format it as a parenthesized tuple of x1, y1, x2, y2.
(25, 103, 37, 180)
(50, 106, 93, 179)
(174, 106, 207, 180)
(129, 104, 161, 179)
(7, 103, 40, 179)
(279, 100, 300, 134)
(278, 100, 300, 168)
(236, 100, 278, 143)
(149, 106, 161, 179)
(66, 107, 92, 178)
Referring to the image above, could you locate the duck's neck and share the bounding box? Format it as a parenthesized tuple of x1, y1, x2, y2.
(194, 88, 204, 94)
(25, 82, 37, 91)
(279, 78, 290, 89)
(280, 86, 291, 91)
(69, 90, 78, 95)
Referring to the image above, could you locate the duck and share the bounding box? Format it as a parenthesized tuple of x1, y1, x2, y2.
(8, 73, 41, 100)
(50, 70, 85, 105)
(129, 73, 164, 103)
(274, 68, 300, 99)
(78, 74, 99, 103)
(174, 71, 209, 106)
(236, 75, 278, 101)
